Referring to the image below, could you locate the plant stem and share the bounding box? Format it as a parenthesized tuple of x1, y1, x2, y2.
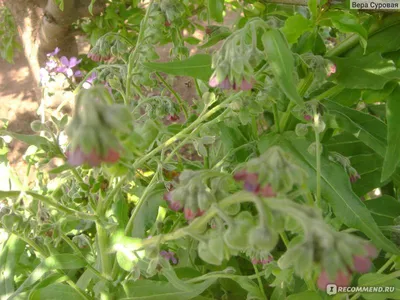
(96, 222, 112, 280)
(61, 234, 110, 282)
(125, 167, 160, 235)
(194, 79, 203, 98)
(377, 255, 397, 273)
(314, 115, 322, 207)
(280, 231, 290, 248)
(155, 72, 188, 119)
(125, 0, 154, 102)
(273, 103, 281, 133)
(253, 264, 268, 300)
(0, 191, 97, 220)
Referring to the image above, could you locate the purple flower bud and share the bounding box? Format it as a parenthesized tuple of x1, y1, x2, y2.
(350, 173, 361, 183)
(47, 47, 60, 57)
(304, 114, 312, 121)
(163, 191, 183, 211)
(160, 250, 178, 265)
(259, 184, 276, 197)
(239, 79, 253, 91)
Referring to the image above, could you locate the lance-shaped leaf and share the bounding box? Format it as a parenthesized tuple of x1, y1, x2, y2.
(330, 53, 400, 90)
(258, 132, 400, 254)
(263, 29, 304, 106)
(382, 85, 400, 181)
(143, 54, 213, 81)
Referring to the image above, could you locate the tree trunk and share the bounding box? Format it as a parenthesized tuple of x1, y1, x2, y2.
(4, 0, 105, 94)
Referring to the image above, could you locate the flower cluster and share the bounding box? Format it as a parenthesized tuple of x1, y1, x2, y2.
(208, 19, 266, 91)
(65, 86, 132, 167)
(40, 47, 83, 87)
(163, 170, 232, 221)
(234, 146, 307, 195)
(317, 244, 378, 290)
(233, 170, 276, 197)
(160, 250, 178, 265)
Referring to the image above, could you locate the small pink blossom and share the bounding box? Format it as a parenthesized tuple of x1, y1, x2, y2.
(208, 75, 254, 91)
(328, 64, 336, 77)
(317, 270, 351, 290)
(66, 147, 120, 167)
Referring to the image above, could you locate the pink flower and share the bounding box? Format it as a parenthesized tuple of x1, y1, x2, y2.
(259, 184, 276, 197)
(88, 51, 112, 63)
(352, 255, 372, 273)
(304, 114, 312, 121)
(351, 244, 378, 273)
(163, 191, 183, 211)
(66, 147, 120, 167)
(208, 75, 253, 91)
(167, 115, 179, 122)
(317, 270, 351, 290)
(350, 174, 360, 183)
(328, 64, 336, 77)
(184, 207, 203, 221)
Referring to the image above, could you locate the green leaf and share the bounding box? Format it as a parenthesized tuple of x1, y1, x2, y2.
(324, 100, 387, 158)
(263, 29, 303, 106)
(348, 24, 400, 57)
(120, 278, 216, 300)
(331, 88, 362, 107)
(0, 131, 51, 148)
(143, 54, 213, 82)
(308, 0, 318, 19)
(0, 235, 25, 299)
(30, 283, 86, 300)
(350, 153, 388, 196)
(234, 277, 264, 299)
(330, 53, 400, 90)
(88, 0, 96, 15)
(258, 132, 400, 254)
(199, 28, 231, 49)
(131, 187, 164, 238)
(362, 82, 397, 104)
(184, 37, 201, 45)
(48, 164, 72, 174)
(208, 0, 224, 23)
(287, 291, 321, 300)
(282, 14, 312, 44)
(44, 254, 87, 269)
(9, 254, 86, 299)
(358, 273, 400, 300)
(364, 196, 400, 226)
(325, 11, 368, 51)
(382, 85, 400, 181)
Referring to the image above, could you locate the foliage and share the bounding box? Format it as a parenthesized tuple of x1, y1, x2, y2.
(0, 6, 21, 63)
(1, 0, 400, 299)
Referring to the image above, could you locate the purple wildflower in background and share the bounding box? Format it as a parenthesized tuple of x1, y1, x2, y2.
(56, 56, 82, 77)
(160, 250, 178, 265)
(46, 60, 57, 71)
(82, 72, 97, 89)
(47, 47, 60, 57)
